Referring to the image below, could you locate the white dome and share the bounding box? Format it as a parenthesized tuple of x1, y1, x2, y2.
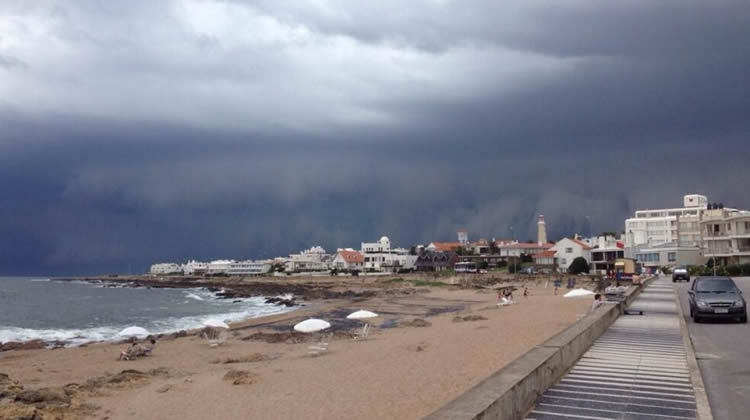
(380, 236, 390, 243)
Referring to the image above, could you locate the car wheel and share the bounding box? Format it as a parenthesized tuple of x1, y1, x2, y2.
(672, 279, 676, 282)
(741, 314, 748, 324)
(689, 306, 694, 317)
(694, 315, 702, 323)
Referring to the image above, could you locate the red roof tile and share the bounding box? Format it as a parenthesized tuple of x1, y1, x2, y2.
(337, 250, 364, 263)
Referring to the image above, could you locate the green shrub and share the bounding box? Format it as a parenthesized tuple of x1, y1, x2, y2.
(727, 265, 742, 276)
(568, 257, 590, 274)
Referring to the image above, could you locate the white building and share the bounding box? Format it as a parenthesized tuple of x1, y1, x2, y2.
(701, 206, 750, 265)
(554, 238, 593, 272)
(635, 242, 703, 270)
(150, 263, 182, 275)
(182, 260, 208, 276)
(207, 259, 235, 275)
(360, 236, 416, 272)
(331, 250, 365, 271)
(361, 236, 391, 253)
(625, 194, 709, 248)
(286, 246, 331, 273)
(225, 260, 272, 276)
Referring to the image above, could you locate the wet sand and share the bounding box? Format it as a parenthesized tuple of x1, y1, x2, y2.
(0, 283, 591, 420)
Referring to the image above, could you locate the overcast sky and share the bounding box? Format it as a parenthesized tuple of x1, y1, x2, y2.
(2, 1, 750, 275)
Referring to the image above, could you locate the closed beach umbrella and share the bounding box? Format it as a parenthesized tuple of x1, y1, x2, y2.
(346, 310, 378, 320)
(118, 326, 150, 338)
(203, 319, 230, 329)
(294, 318, 331, 333)
(563, 288, 595, 298)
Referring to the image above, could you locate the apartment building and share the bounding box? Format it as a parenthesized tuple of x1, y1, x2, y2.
(701, 206, 750, 265)
(625, 194, 708, 248)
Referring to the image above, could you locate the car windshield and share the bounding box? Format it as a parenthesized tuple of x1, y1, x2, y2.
(695, 279, 737, 293)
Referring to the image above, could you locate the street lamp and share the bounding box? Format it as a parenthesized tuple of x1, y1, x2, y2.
(508, 225, 516, 274)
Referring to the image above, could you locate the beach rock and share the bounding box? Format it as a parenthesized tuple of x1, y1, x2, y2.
(165, 330, 188, 340)
(0, 340, 46, 352)
(222, 369, 258, 386)
(0, 373, 24, 399)
(242, 332, 311, 344)
(15, 387, 70, 405)
(0, 403, 38, 420)
(452, 315, 488, 323)
(402, 318, 431, 328)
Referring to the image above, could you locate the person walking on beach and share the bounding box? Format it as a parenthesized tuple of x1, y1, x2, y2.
(523, 287, 529, 298)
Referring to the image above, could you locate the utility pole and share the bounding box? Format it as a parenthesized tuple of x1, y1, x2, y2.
(508, 225, 516, 274)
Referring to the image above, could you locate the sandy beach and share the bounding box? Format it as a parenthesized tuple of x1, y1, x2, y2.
(0, 277, 592, 420)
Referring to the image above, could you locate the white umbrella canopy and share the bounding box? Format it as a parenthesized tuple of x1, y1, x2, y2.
(563, 288, 596, 298)
(203, 319, 230, 329)
(118, 326, 150, 338)
(294, 318, 331, 333)
(346, 310, 378, 320)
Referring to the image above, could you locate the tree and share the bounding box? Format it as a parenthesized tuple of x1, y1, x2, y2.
(568, 257, 590, 274)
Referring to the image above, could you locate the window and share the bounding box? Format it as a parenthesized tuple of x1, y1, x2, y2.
(565, 247, 573, 253)
(560, 258, 567, 265)
(668, 252, 676, 262)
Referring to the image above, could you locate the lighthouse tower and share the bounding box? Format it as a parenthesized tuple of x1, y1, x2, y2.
(537, 214, 547, 245)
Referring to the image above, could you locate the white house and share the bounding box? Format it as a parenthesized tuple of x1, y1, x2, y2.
(150, 263, 182, 275)
(286, 246, 331, 272)
(207, 259, 235, 275)
(554, 238, 592, 272)
(225, 260, 272, 276)
(182, 260, 208, 276)
(361, 236, 391, 253)
(332, 250, 364, 271)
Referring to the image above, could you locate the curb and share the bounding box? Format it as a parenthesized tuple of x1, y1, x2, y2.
(674, 288, 714, 420)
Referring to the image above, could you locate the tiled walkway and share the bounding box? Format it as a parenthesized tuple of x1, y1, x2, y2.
(526, 278, 697, 420)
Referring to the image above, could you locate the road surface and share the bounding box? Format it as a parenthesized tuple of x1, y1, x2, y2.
(674, 276, 750, 420)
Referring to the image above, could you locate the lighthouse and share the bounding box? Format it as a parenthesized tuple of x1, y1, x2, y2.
(537, 214, 547, 245)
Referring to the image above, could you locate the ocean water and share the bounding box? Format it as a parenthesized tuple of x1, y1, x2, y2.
(0, 276, 297, 346)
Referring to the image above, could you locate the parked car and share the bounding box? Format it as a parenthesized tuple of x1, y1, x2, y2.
(672, 266, 690, 282)
(688, 277, 747, 323)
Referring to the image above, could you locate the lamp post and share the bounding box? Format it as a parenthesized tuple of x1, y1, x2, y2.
(508, 225, 516, 274)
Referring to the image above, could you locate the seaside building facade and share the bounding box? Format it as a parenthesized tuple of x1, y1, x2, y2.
(207, 259, 234, 275)
(150, 263, 182, 275)
(285, 246, 331, 273)
(225, 260, 272, 276)
(416, 251, 458, 272)
(588, 236, 625, 274)
(182, 260, 208, 276)
(361, 236, 416, 272)
(332, 249, 365, 271)
(700, 206, 750, 265)
(553, 238, 592, 272)
(625, 194, 709, 248)
(635, 242, 703, 270)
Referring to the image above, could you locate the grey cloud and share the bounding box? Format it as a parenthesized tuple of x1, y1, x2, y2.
(1, 1, 750, 275)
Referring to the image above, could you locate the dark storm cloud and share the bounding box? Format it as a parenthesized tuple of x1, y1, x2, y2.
(1, 1, 750, 275)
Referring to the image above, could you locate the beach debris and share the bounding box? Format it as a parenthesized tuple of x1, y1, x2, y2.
(293, 319, 331, 333)
(452, 315, 488, 323)
(223, 369, 258, 386)
(203, 319, 230, 329)
(563, 288, 595, 298)
(156, 384, 174, 393)
(118, 326, 150, 338)
(401, 318, 431, 328)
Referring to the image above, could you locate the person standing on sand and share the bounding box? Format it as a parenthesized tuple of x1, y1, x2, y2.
(523, 287, 529, 298)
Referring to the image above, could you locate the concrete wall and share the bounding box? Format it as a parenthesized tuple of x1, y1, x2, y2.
(425, 278, 654, 420)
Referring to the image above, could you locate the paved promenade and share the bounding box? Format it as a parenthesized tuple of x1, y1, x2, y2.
(526, 278, 698, 419)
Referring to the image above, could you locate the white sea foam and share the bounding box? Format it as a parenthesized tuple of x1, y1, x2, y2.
(30, 278, 50, 282)
(0, 300, 296, 347)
